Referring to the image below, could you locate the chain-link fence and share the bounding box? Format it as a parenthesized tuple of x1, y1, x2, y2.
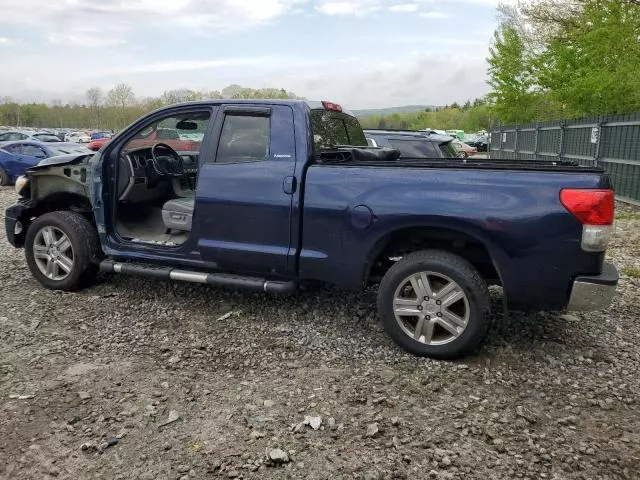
(489, 112, 640, 204)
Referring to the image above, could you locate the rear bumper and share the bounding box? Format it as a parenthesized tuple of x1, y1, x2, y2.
(566, 263, 618, 311)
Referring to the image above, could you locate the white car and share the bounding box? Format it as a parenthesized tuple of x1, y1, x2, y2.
(65, 132, 91, 143)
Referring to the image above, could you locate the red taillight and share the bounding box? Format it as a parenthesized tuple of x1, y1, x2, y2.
(560, 189, 614, 225)
(322, 101, 343, 112)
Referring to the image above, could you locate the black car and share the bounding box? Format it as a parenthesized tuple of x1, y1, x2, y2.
(464, 135, 488, 152)
(364, 129, 458, 158)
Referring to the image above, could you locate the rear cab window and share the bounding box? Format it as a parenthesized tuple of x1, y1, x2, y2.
(310, 109, 367, 151)
(387, 139, 441, 158)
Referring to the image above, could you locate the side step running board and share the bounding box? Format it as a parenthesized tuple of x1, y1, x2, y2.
(99, 260, 296, 294)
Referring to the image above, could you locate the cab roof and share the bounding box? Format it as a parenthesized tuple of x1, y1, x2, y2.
(147, 99, 357, 118)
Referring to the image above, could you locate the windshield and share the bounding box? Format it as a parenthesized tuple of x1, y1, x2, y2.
(125, 111, 211, 153)
(33, 134, 60, 142)
(310, 109, 367, 151)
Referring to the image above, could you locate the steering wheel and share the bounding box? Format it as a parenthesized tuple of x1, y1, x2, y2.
(150, 143, 184, 177)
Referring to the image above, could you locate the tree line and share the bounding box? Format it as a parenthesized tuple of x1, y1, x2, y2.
(358, 99, 493, 133)
(0, 84, 301, 131)
(488, 0, 640, 124)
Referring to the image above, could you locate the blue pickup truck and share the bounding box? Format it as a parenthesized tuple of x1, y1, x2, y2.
(4, 100, 618, 359)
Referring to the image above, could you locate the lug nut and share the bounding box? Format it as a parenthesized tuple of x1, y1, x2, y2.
(436, 300, 441, 305)
(437, 312, 442, 317)
(417, 306, 423, 311)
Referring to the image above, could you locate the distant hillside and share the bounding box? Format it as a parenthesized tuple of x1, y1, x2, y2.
(352, 105, 437, 117)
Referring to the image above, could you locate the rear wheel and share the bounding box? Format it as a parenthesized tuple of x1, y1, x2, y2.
(0, 167, 9, 186)
(25, 211, 101, 291)
(377, 250, 490, 359)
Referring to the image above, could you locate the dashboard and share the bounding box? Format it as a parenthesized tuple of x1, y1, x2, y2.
(118, 147, 199, 202)
(125, 148, 199, 176)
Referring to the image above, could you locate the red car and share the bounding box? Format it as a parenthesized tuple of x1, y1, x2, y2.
(88, 128, 201, 152)
(88, 137, 111, 151)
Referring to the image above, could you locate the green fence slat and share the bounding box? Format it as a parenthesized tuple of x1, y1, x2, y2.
(490, 113, 640, 202)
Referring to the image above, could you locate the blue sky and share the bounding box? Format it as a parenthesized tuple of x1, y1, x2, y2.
(0, 0, 512, 109)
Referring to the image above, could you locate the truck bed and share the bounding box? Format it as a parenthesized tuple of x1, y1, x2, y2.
(300, 158, 610, 310)
(317, 147, 604, 173)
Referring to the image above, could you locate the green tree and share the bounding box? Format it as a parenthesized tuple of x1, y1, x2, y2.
(86, 87, 103, 128)
(535, 0, 640, 115)
(107, 83, 136, 126)
(487, 0, 640, 123)
(487, 24, 538, 123)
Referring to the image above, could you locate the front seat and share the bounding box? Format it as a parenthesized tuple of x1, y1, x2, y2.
(162, 198, 195, 232)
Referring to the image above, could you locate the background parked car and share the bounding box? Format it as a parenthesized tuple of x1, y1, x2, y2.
(88, 137, 111, 151)
(0, 130, 61, 142)
(445, 129, 465, 140)
(451, 138, 478, 158)
(464, 135, 488, 152)
(126, 127, 203, 152)
(0, 141, 92, 185)
(364, 129, 459, 158)
(91, 131, 113, 140)
(65, 131, 91, 143)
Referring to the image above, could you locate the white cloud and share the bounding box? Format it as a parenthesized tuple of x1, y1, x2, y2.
(386, 34, 486, 47)
(389, 4, 418, 13)
(262, 51, 492, 108)
(0, 0, 307, 42)
(315, 0, 381, 16)
(96, 55, 305, 77)
(48, 33, 127, 48)
(420, 11, 451, 19)
(455, 0, 518, 5)
(0, 0, 504, 107)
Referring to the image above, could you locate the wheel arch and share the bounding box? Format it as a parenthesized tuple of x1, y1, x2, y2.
(12, 192, 95, 247)
(363, 221, 506, 288)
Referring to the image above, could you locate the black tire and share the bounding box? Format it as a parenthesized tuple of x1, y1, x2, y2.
(377, 250, 490, 359)
(0, 167, 9, 186)
(25, 211, 102, 291)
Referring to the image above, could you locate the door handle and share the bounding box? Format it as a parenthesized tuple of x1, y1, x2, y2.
(283, 175, 297, 195)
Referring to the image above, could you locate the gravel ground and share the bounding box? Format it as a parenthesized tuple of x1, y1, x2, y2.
(0, 186, 639, 480)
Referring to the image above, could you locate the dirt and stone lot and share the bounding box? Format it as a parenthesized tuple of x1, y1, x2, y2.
(0, 186, 639, 480)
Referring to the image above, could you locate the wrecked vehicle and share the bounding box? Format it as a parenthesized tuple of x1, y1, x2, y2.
(4, 100, 618, 359)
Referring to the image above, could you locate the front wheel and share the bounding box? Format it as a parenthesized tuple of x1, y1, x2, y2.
(25, 211, 102, 291)
(377, 250, 490, 359)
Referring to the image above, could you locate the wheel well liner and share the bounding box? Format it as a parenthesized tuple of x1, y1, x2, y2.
(18, 193, 94, 232)
(364, 226, 503, 286)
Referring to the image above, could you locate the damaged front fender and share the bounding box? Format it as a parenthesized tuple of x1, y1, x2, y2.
(27, 153, 94, 202)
